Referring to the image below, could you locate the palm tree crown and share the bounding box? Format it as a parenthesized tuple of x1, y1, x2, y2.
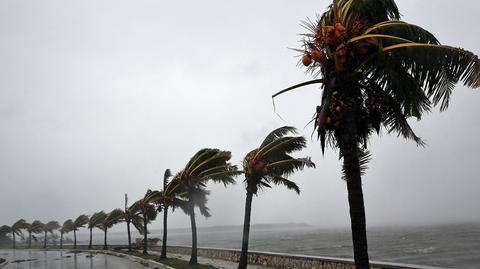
(275, 0, 479, 151)
(242, 126, 315, 194)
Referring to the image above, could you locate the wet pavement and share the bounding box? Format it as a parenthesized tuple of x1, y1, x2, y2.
(0, 249, 149, 269)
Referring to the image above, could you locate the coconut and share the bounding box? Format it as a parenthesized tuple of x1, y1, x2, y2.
(324, 25, 335, 33)
(336, 106, 342, 113)
(311, 50, 322, 61)
(302, 54, 312, 66)
(335, 23, 346, 32)
(326, 117, 332, 125)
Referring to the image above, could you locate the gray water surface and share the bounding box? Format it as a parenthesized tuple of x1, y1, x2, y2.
(0, 250, 148, 269)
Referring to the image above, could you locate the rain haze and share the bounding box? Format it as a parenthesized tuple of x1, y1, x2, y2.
(1, 0, 480, 235)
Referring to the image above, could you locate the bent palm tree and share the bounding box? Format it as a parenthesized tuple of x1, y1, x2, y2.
(59, 219, 73, 249)
(98, 209, 124, 250)
(42, 221, 60, 249)
(131, 190, 160, 255)
(25, 221, 44, 248)
(159, 169, 188, 259)
(174, 148, 239, 264)
(88, 211, 107, 249)
(123, 194, 145, 252)
(9, 219, 29, 249)
(238, 126, 315, 269)
(72, 215, 89, 249)
(274, 1, 480, 268)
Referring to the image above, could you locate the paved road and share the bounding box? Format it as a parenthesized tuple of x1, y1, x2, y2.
(0, 249, 148, 269)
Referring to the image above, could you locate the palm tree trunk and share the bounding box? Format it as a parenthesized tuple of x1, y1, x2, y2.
(28, 232, 32, 248)
(60, 232, 63, 249)
(161, 205, 168, 258)
(126, 220, 132, 252)
(89, 228, 93, 249)
(103, 229, 107, 250)
(12, 232, 15, 249)
(44, 231, 47, 249)
(340, 106, 370, 269)
(74, 230, 77, 249)
(238, 191, 254, 269)
(188, 199, 198, 265)
(143, 213, 148, 255)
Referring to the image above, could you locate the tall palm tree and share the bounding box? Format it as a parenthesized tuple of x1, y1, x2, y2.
(159, 173, 197, 259)
(42, 221, 60, 249)
(238, 126, 315, 269)
(72, 215, 89, 249)
(122, 194, 145, 252)
(98, 209, 124, 250)
(59, 219, 73, 249)
(9, 219, 29, 249)
(25, 221, 44, 248)
(174, 148, 239, 264)
(88, 211, 107, 249)
(131, 190, 161, 255)
(274, 1, 480, 268)
(159, 169, 188, 259)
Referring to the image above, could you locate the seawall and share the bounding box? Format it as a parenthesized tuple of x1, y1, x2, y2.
(158, 245, 450, 269)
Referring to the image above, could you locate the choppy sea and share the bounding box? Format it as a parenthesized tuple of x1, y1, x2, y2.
(78, 223, 480, 269)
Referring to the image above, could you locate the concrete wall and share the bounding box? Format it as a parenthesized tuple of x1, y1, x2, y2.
(161, 245, 449, 269)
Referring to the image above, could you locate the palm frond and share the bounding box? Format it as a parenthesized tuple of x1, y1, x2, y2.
(256, 136, 308, 160)
(267, 157, 316, 178)
(44, 221, 60, 233)
(379, 43, 480, 110)
(60, 219, 74, 233)
(163, 169, 172, 189)
(89, 211, 107, 229)
(265, 176, 301, 194)
(73, 215, 89, 230)
(260, 126, 298, 148)
(342, 149, 372, 180)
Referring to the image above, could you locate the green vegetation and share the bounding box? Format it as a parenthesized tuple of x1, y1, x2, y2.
(274, 0, 480, 268)
(116, 250, 217, 269)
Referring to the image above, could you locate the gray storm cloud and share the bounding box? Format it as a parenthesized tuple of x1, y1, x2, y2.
(0, 0, 479, 232)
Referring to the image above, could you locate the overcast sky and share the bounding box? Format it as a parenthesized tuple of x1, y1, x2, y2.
(1, 0, 479, 233)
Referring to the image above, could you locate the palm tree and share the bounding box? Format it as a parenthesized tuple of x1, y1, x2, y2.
(42, 221, 60, 249)
(72, 215, 89, 249)
(98, 209, 124, 250)
(238, 126, 315, 269)
(122, 194, 145, 252)
(131, 190, 160, 255)
(9, 219, 29, 249)
(159, 169, 190, 259)
(274, 1, 480, 268)
(59, 219, 73, 249)
(88, 211, 107, 249)
(25, 221, 44, 248)
(174, 148, 239, 264)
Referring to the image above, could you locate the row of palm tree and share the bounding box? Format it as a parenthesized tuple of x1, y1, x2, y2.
(2, 1, 479, 268)
(0, 126, 314, 268)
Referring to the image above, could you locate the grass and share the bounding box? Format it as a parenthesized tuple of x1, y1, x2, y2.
(115, 250, 218, 269)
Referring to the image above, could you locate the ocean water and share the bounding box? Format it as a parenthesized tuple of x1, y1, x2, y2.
(80, 223, 480, 269)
